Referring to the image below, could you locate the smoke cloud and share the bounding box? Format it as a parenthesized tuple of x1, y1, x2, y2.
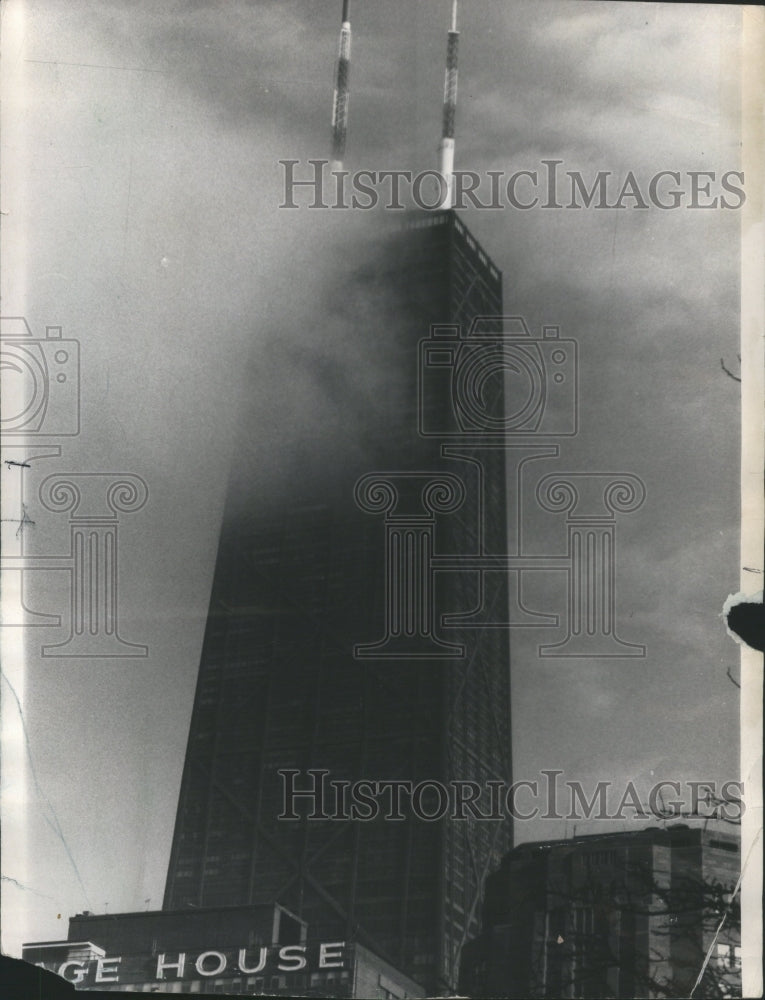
(225, 210, 420, 517)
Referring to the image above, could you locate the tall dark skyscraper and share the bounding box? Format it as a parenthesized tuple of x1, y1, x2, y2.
(162, 210, 513, 993)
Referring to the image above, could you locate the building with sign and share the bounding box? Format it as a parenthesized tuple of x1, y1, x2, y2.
(458, 823, 741, 999)
(23, 902, 424, 997)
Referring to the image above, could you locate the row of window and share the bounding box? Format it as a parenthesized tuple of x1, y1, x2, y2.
(117, 970, 352, 995)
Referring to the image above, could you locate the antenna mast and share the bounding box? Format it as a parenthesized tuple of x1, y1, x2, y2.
(330, 0, 352, 171)
(437, 0, 459, 209)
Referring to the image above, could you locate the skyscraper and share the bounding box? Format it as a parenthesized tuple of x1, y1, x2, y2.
(161, 209, 513, 994)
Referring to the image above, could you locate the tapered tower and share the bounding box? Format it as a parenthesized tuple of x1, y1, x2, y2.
(163, 5, 512, 993)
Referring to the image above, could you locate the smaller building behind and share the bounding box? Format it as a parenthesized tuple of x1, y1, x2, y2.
(458, 823, 741, 999)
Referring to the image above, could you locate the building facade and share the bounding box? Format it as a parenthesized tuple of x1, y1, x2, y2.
(458, 823, 742, 999)
(23, 903, 424, 997)
(161, 211, 514, 993)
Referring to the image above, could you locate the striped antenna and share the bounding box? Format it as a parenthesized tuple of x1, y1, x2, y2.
(330, 0, 352, 171)
(437, 0, 459, 209)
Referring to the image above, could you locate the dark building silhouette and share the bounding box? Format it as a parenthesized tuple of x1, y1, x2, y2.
(161, 211, 513, 994)
(459, 824, 741, 999)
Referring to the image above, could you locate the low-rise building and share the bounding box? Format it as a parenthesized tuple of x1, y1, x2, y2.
(458, 823, 741, 998)
(23, 902, 424, 998)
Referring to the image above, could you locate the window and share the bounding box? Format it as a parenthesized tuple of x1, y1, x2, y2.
(571, 907, 600, 1000)
(716, 944, 742, 971)
(709, 839, 738, 853)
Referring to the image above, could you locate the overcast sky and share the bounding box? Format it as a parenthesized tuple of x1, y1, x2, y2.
(1, 0, 745, 959)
